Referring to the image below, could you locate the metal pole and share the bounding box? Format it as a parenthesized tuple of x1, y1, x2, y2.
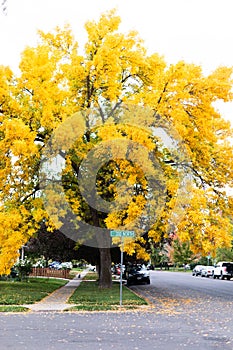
(120, 235, 123, 306)
(21, 246, 24, 260)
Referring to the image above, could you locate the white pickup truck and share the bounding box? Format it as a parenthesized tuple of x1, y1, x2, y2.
(213, 261, 233, 280)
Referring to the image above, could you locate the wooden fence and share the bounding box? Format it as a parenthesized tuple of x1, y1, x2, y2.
(30, 267, 70, 279)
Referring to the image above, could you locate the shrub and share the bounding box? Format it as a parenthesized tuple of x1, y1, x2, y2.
(14, 259, 33, 281)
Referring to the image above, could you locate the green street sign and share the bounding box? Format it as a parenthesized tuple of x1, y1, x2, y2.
(110, 230, 135, 237)
(110, 230, 135, 307)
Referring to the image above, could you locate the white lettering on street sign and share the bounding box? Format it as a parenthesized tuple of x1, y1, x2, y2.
(110, 230, 135, 237)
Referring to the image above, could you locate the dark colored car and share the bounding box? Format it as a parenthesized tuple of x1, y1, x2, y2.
(125, 265, 150, 286)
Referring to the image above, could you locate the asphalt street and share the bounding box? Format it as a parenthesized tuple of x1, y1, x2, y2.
(0, 270, 232, 350)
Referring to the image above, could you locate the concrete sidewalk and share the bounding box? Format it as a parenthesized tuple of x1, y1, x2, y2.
(23, 269, 89, 312)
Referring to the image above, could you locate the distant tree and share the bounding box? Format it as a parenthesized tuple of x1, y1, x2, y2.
(216, 246, 233, 262)
(27, 224, 122, 266)
(172, 239, 197, 266)
(149, 240, 169, 267)
(26, 224, 79, 262)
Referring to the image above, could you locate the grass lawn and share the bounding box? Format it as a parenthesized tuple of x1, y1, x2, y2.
(0, 271, 149, 313)
(69, 267, 87, 278)
(0, 278, 68, 306)
(82, 272, 99, 280)
(0, 306, 29, 312)
(67, 278, 148, 311)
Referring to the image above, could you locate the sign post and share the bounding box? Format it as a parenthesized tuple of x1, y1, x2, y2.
(110, 230, 135, 306)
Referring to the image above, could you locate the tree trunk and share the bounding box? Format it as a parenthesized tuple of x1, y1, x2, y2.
(98, 247, 112, 288)
(90, 205, 112, 288)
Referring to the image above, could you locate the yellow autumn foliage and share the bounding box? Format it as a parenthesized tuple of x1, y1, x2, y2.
(0, 9, 233, 275)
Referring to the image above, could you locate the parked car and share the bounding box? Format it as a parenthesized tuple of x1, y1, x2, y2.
(200, 265, 214, 277)
(192, 265, 205, 276)
(213, 261, 233, 280)
(60, 262, 73, 270)
(48, 261, 62, 270)
(184, 264, 191, 270)
(89, 265, 96, 272)
(112, 264, 125, 276)
(125, 264, 150, 286)
(146, 264, 154, 270)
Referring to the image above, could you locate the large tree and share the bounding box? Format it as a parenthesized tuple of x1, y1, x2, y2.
(0, 10, 233, 287)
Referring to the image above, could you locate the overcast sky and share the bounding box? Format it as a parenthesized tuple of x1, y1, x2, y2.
(1, 0, 233, 120)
